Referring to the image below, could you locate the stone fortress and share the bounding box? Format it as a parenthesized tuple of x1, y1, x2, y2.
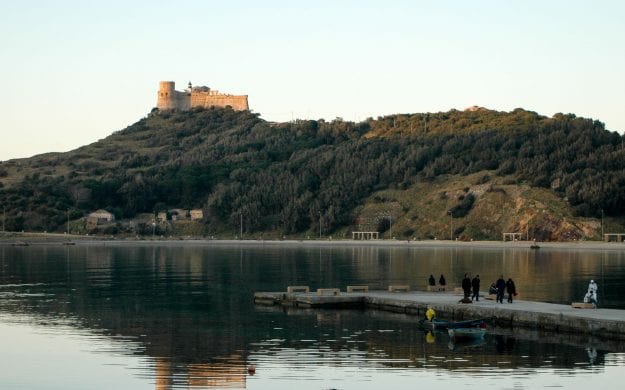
(156, 81, 249, 111)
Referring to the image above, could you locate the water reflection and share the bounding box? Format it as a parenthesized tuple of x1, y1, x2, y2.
(246, 308, 614, 389)
(1, 244, 625, 389)
(151, 357, 248, 389)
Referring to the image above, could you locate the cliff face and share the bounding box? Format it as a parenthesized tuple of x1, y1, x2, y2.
(0, 107, 623, 239)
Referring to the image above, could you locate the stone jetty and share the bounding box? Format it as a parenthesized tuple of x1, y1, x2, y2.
(254, 288, 625, 340)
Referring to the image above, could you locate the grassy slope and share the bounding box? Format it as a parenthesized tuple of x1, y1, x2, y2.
(348, 171, 614, 241)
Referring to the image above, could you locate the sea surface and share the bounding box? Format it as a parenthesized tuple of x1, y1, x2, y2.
(1, 242, 625, 389)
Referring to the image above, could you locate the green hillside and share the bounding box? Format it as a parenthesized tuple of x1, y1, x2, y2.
(0, 106, 624, 240)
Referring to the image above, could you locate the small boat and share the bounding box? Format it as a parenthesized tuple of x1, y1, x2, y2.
(420, 318, 486, 330)
(448, 327, 486, 341)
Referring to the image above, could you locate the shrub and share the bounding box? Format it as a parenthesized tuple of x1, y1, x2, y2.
(476, 175, 491, 184)
(449, 193, 476, 218)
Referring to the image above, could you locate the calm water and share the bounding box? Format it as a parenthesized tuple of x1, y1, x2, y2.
(1, 243, 625, 389)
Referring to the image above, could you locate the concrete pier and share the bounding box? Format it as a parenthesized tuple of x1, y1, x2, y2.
(254, 290, 625, 340)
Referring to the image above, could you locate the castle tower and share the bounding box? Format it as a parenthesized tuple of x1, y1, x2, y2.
(157, 81, 177, 110)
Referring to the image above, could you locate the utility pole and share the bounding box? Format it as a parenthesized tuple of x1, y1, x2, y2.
(449, 211, 453, 240)
(319, 211, 322, 239)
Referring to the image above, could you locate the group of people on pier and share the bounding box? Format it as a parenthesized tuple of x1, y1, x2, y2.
(462, 274, 517, 303)
(428, 273, 517, 303)
(490, 275, 517, 303)
(428, 274, 446, 290)
(427, 273, 600, 308)
(461, 273, 483, 301)
(461, 273, 516, 303)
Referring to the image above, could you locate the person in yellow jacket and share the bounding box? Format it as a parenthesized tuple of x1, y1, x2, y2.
(426, 306, 436, 321)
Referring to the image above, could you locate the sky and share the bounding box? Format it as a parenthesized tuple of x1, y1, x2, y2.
(1, 0, 624, 160)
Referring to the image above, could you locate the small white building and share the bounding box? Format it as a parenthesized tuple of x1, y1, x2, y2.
(170, 209, 189, 221)
(190, 209, 204, 221)
(87, 209, 115, 226)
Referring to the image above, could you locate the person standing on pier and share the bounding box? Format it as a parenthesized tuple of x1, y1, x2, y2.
(439, 274, 446, 289)
(506, 278, 517, 303)
(428, 274, 436, 287)
(588, 279, 598, 307)
(462, 273, 472, 299)
(471, 274, 481, 301)
(496, 275, 506, 303)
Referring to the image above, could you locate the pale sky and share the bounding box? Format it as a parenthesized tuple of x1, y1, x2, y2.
(1, 0, 624, 160)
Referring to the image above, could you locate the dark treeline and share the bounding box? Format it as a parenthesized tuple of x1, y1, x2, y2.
(1, 107, 624, 233)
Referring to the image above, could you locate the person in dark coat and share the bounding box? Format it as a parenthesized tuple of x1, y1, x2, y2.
(428, 274, 436, 286)
(439, 274, 446, 287)
(462, 273, 471, 299)
(506, 278, 517, 303)
(471, 274, 481, 301)
(495, 275, 506, 303)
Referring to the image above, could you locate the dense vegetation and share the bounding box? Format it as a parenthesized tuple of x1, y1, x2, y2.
(1, 106, 624, 235)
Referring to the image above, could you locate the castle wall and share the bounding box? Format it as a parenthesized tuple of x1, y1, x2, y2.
(174, 91, 191, 111)
(157, 81, 248, 112)
(190, 92, 207, 108)
(191, 92, 249, 111)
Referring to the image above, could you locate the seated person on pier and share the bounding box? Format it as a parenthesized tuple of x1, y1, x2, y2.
(583, 279, 598, 307)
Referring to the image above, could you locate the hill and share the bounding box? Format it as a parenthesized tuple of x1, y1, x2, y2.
(0, 106, 624, 240)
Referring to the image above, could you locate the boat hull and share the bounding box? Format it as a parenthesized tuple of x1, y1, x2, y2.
(448, 327, 486, 341)
(420, 318, 486, 330)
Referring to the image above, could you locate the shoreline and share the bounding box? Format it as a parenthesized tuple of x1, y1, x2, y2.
(1, 232, 625, 250)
